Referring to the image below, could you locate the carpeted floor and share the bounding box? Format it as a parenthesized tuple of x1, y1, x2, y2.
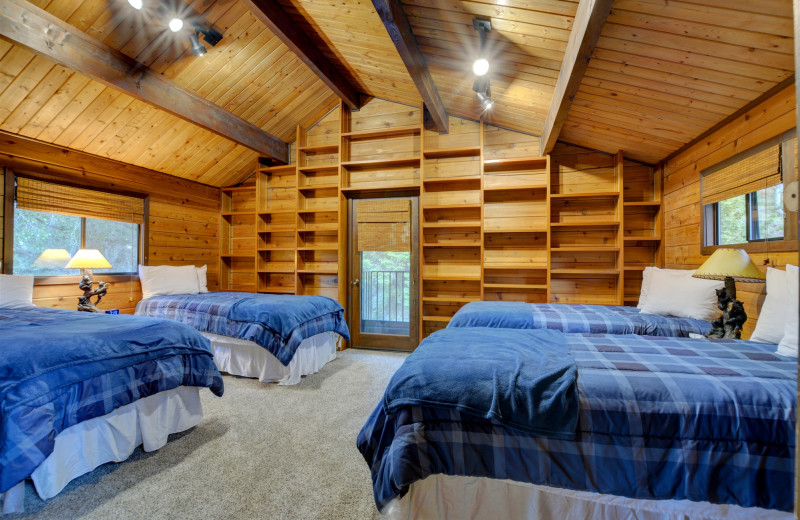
(10, 348, 408, 520)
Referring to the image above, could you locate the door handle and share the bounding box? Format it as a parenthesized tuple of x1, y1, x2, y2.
(351, 279, 360, 286)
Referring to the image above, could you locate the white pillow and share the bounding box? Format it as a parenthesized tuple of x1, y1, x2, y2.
(750, 267, 788, 344)
(196, 265, 208, 293)
(0, 274, 35, 309)
(138, 265, 200, 300)
(777, 264, 798, 357)
(639, 268, 723, 321)
(637, 267, 698, 309)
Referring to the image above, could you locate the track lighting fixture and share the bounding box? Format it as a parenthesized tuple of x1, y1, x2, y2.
(168, 18, 183, 32)
(189, 33, 207, 56)
(472, 19, 491, 78)
(476, 91, 494, 112)
(128, 0, 143, 9)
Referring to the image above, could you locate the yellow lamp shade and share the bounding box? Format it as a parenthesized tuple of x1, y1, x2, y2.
(693, 248, 765, 283)
(33, 248, 72, 268)
(65, 249, 112, 270)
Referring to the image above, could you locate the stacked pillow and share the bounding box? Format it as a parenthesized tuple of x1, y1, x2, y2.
(750, 264, 798, 357)
(138, 264, 209, 300)
(637, 266, 723, 321)
(0, 274, 35, 309)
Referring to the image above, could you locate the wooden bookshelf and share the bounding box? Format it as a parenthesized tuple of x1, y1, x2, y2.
(220, 185, 257, 292)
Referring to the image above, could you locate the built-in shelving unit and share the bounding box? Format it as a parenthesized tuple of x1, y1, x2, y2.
(220, 99, 664, 345)
(220, 185, 257, 292)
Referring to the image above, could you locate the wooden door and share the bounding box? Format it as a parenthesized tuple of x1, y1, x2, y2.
(348, 196, 419, 350)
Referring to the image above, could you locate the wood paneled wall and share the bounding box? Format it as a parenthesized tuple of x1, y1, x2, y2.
(0, 132, 220, 313)
(663, 85, 798, 338)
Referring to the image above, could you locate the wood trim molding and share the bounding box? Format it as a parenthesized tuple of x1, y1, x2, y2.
(0, 0, 288, 163)
(539, 0, 614, 156)
(242, 0, 360, 110)
(371, 0, 449, 133)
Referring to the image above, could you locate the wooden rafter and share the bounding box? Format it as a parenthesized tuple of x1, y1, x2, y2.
(0, 0, 288, 163)
(242, 0, 360, 110)
(539, 0, 614, 156)
(372, 0, 448, 133)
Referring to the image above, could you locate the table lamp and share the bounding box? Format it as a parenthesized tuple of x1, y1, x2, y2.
(65, 249, 112, 312)
(33, 249, 72, 269)
(693, 248, 765, 339)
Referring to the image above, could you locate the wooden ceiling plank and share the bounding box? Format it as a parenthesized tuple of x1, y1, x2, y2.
(0, 55, 56, 122)
(68, 91, 135, 151)
(0, 46, 36, 97)
(36, 80, 106, 142)
(0, 0, 288, 163)
(3, 64, 73, 135)
(608, 8, 793, 55)
(591, 48, 775, 96)
(540, 0, 614, 155)
(241, 0, 360, 109)
(51, 86, 120, 147)
(82, 97, 147, 157)
(403, 0, 576, 31)
(583, 64, 748, 109)
(19, 72, 92, 140)
(598, 34, 790, 82)
(372, 0, 448, 133)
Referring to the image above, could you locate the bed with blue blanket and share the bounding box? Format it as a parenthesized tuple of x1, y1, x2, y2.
(358, 327, 795, 519)
(0, 306, 224, 512)
(135, 292, 350, 385)
(448, 301, 711, 337)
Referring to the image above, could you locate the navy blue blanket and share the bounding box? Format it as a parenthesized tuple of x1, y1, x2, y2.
(383, 327, 578, 438)
(228, 294, 344, 340)
(448, 301, 711, 337)
(136, 292, 350, 365)
(0, 307, 224, 493)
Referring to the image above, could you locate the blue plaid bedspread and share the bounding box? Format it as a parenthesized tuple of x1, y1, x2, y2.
(136, 292, 350, 365)
(358, 331, 796, 512)
(0, 307, 224, 494)
(448, 301, 711, 337)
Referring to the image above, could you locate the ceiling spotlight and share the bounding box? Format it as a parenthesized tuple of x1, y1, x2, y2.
(473, 58, 489, 76)
(128, 0, 143, 9)
(476, 91, 494, 112)
(189, 33, 207, 57)
(169, 18, 184, 32)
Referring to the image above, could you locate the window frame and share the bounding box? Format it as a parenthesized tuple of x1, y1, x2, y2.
(2, 171, 149, 284)
(700, 131, 798, 255)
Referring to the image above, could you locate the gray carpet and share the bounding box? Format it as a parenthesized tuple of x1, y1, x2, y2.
(11, 349, 408, 519)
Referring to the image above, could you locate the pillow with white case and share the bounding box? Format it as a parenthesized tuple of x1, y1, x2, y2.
(750, 266, 789, 345)
(639, 268, 723, 321)
(637, 267, 700, 309)
(0, 274, 35, 309)
(138, 264, 200, 300)
(776, 264, 798, 357)
(196, 265, 209, 293)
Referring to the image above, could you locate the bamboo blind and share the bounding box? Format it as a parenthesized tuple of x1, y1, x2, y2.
(357, 199, 410, 252)
(16, 177, 145, 224)
(701, 143, 782, 206)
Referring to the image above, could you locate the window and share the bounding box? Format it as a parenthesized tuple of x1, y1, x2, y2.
(11, 177, 144, 276)
(701, 131, 797, 252)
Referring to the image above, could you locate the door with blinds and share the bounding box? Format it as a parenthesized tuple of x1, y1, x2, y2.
(348, 197, 419, 350)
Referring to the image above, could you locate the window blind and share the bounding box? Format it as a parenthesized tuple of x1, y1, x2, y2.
(16, 177, 144, 224)
(701, 141, 783, 206)
(357, 199, 410, 252)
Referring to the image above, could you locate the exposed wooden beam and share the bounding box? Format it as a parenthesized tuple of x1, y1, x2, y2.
(0, 0, 287, 163)
(242, 0, 360, 110)
(372, 0, 448, 133)
(539, 0, 614, 156)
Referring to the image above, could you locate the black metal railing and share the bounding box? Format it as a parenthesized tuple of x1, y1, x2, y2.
(361, 270, 410, 323)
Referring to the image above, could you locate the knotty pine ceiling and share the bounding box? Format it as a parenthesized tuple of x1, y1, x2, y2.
(0, 0, 794, 186)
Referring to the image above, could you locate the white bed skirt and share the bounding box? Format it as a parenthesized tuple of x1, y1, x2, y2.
(204, 331, 337, 385)
(1, 386, 202, 514)
(384, 475, 792, 520)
